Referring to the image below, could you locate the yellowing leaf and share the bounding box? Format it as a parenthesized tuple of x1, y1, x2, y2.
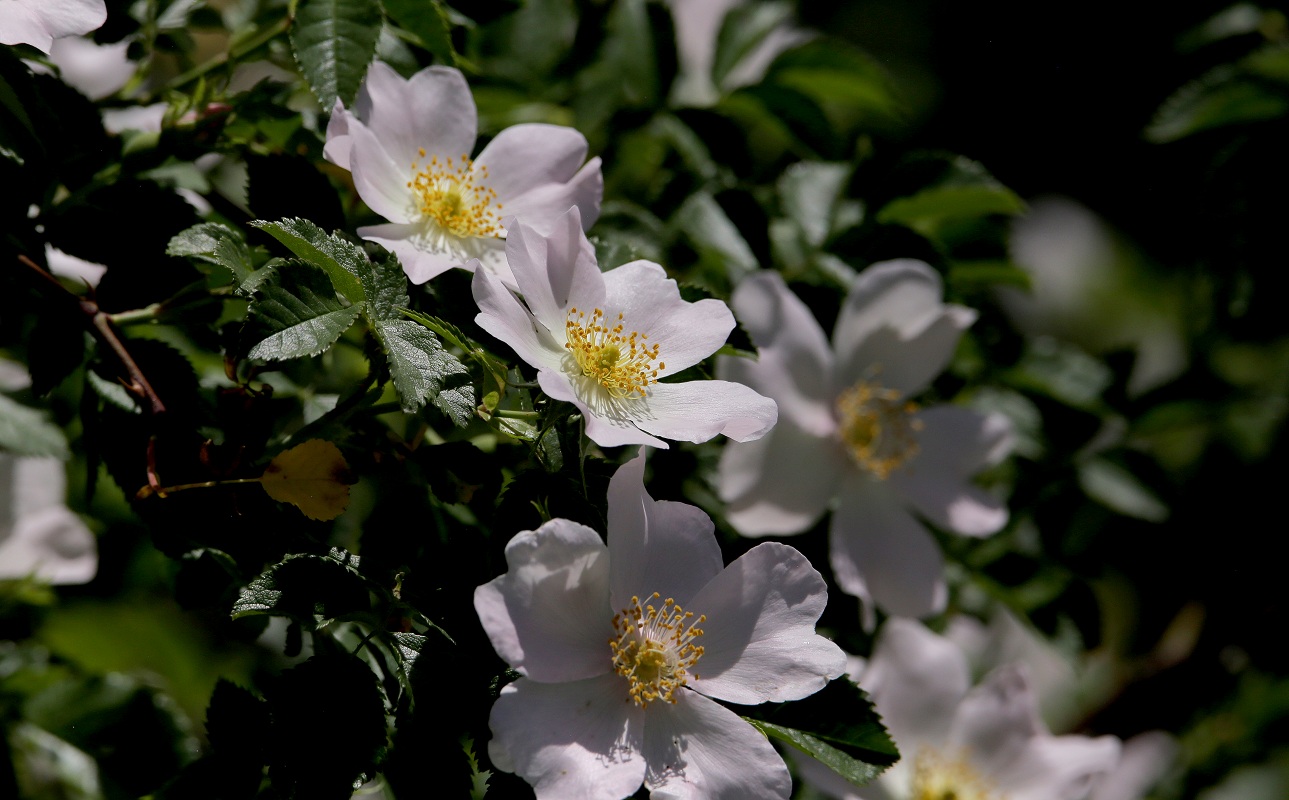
(259, 439, 355, 521)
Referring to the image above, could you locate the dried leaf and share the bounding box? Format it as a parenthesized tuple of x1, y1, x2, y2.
(259, 439, 355, 521)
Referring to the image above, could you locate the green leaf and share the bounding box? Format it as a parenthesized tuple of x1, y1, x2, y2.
(247, 261, 362, 361)
(712, 1, 794, 90)
(372, 318, 475, 424)
(250, 218, 368, 304)
(877, 157, 1025, 238)
(676, 192, 759, 282)
(384, 0, 456, 65)
(1146, 67, 1289, 143)
(361, 249, 410, 321)
(1078, 458, 1169, 522)
(947, 259, 1033, 290)
(764, 39, 904, 136)
(747, 678, 898, 789)
(167, 223, 256, 286)
(777, 161, 854, 248)
(232, 552, 370, 628)
(290, 0, 382, 109)
(0, 393, 69, 458)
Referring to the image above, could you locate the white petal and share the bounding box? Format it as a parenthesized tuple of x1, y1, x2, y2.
(357, 222, 454, 284)
(474, 124, 591, 201)
(538, 372, 672, 449)
(323, 100, 353, 169)
(506, 209, 606, 335)
(722, 271, 836, 435)
(356, 63, 476, 170)
(487, 675, 646, 800)
(687, 542, 844, 704)
(602, 260, 733, 376)
(501, 157, 605, 230)
(832, 260, 976, 396)
(348, 122, 414, 224)
(642, 690, 792, 800)
(473, 519, 614, 682)
(829, 472, 947, 622)
(718, 413, 843, 537)
(1, 0, 105, 51)
(790, 749, 895, 800)
(101, 103, 166, 134)
(606, 450, 724, 611)
(473, 266, 566, 371)
(47, 36, 133, 100)
(0, 507, 98, 585)
(860, 618, 970, 752)
(946, 665, 1043, 778)
(997, 733, 1122, 800)
(1089, 731, 1177, 800)
(45, 244, 106, 287)
(888, 405, 1013, 537)
(634, 379, 777, 444)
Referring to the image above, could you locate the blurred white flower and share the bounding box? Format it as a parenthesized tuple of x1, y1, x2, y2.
(0, 0, 106, 54)
(797, 618, 1121, 800)
(45, 244, 106, 287)
(476, 450, 845, 799)
(717, 263, 1013, 625)
(1, 361, 96, 586)
(473, 207, 778, 448)
(46, 34, 132, 100)
(325, 62, 603, 286)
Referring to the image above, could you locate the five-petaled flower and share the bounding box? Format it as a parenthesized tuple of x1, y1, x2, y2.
(716, 262, 1014, 625)
(0, 0, 106, 53)
(472, 206, 778, 448)
(795, 618, 1121, 800)
(476, 449, 846, 799)
(324, 62, 603, 287)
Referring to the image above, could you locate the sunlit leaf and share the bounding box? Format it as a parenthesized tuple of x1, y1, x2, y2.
(259, 439, 355, 521)
(291, 0, 382, 109)
(0, 394, 69, 458)
(251, 218, 368, 304)
(247, 261, 362, 361)
(166, 223, 255, 287)
(373, 318, 475, 424)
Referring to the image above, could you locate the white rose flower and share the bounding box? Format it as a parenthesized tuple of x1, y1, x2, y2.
(0, 0, 106, 54)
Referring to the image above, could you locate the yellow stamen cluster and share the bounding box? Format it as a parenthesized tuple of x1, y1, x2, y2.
(910, 748, 1001, 800)
(407, 149, 502, 239)
(835, 379, 923, 479)
(610, 593, 705, 708)
(564, 308, 665, 399)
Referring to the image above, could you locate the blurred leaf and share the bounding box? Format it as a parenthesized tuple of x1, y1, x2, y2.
(251, 218, 368, 303)
(947, 259, 1033, 290)
(1147, 45, 1289, 143)
(1178, 4, 1271, 51)
(290, 0, 383, 109)
(0, 394, 69, 458)
(778, 160, 853, 248)
(247, 261, 362, 361)
(166, 223, 255, 286)
(763, 39, 903, 137)
(8, 722, 102, 800)
(373, 318, 475, 423)
(384, 0, 456, 65)
(747, 678, 898, 788)
(1078, 458, 1169, 522)
(1008, 338, 1112, 411)
(259, 439, 356, 521)
(878, 156, 1025, 238)
(712, 1, 794, 90)
(676, 191, 758, 282)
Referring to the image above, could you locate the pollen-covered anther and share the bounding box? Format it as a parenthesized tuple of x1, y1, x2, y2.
(564, 307, 664, 399)
(609, 592, 706, 708)
(835, 379, 923, 479)
(910, 747, 1001, 800)
(407, 150, 502, 239)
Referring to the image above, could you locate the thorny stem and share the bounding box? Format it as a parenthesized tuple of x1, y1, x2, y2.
(17, 253, 167, 416)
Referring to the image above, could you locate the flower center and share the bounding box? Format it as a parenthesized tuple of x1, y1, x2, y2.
(610, 593, 705, 708)
(407, 150, 502, 239)
(835, 379, 922, 479)
(910, 748, 1001, 800)
(564, 307, 665, 399)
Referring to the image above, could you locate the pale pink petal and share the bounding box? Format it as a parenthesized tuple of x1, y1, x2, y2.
(487, 675, 646, 800)
(861, 618, 970, 752)
(474, 124, 591, 201)
(323, 100, 353, 169)
(538, 370, 670, 449)
(998, 733, 1122, 800)
(501, 157, 605, 230)
(357, 222, 452, 284)
(606, 450, 724, 611)
(832, 260, 976, 396)
(47, 36, 133, 100)
(718, 414, 843, 537)
(1090, 731, 1177, 800)
(723, 271, 836, 435)
(473, 265, 566, 372)
(506, 209, 605, 335)
(829, 472, 947, 623)
(888, 405, 1013, 537)
(356, 63, 476, 170)
(946, 665, 1043, 779)
(473, 519, 615, 682)
(634, 379, 777, 444)
(687, 542, 845, 704)
(642, 690, 792, 800)
(602, 260, 734, 376)
(348, 122, 414, 224)
(1, 0, 105, 51)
